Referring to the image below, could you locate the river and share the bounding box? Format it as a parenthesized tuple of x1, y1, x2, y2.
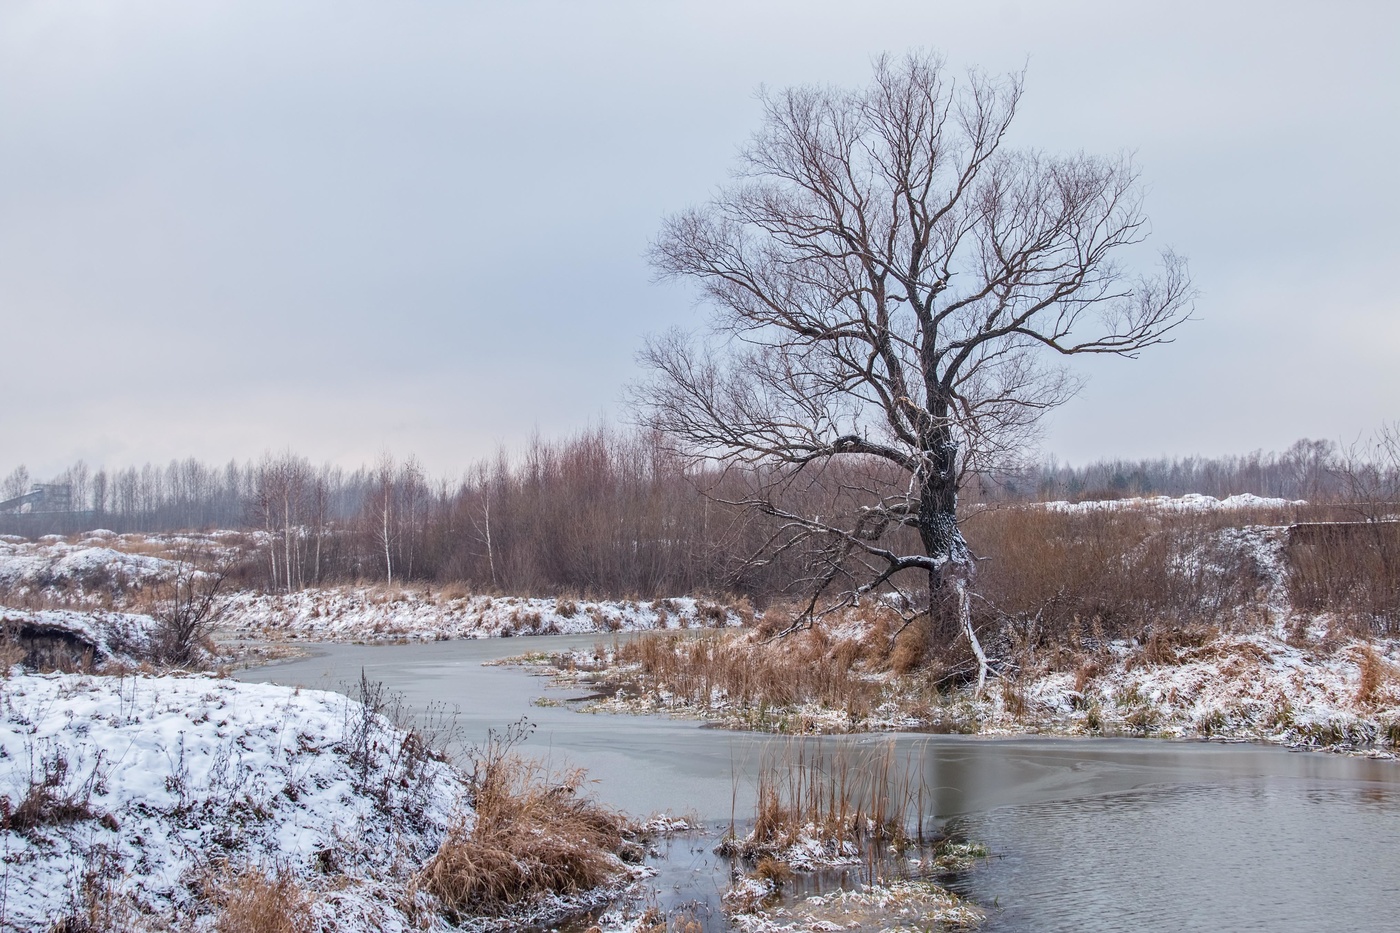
(235, 636, 1400, 932)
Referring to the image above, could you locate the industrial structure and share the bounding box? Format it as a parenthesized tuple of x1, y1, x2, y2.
(0, 483, 73, 514)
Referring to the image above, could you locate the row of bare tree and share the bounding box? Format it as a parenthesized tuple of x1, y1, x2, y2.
(3, 427, 1397, 601)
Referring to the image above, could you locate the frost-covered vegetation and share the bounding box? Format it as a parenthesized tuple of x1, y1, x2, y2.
(219, 590, 749, 643)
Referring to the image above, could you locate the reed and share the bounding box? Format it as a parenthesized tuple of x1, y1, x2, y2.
(721, 738, 930, 883)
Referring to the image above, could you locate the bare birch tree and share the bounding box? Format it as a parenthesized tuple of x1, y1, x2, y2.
(371, 453, 396, 586)
(637, 52, 1193, 689)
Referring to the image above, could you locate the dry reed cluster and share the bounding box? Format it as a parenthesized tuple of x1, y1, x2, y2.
(612, 621, 910, 722)
(722, 740, 930, 866)
(206, 865, 314, 933)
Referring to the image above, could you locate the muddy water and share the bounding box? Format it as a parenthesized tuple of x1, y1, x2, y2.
(237, 637, 1400, 932)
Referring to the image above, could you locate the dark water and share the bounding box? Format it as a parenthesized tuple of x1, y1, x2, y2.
(237, 637, 1400, 932)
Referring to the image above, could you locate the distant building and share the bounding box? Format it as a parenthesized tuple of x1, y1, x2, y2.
(0, 483, 73, 513)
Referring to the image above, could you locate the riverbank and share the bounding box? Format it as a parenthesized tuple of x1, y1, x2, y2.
(228, 633, 1400, 932)
(0, 533, 750, 647)
(0, 668, 647, 931)
(219, 588, 750, 643)
(508, 620, 1400, 754)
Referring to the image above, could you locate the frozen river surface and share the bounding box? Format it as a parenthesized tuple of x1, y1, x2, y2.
(237, 636, 1400, 933)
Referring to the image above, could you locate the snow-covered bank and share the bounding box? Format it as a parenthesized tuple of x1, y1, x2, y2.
(0, 533, 175, 587)
(220, 588, 749, 643)
(526, 622, 1400, 753)
(726, 878, 985, 933)
(0, 531, 245, 603)
(0, 671, 459, 930)
(0, 606, 164, 668)
(0, 670, 642, 931)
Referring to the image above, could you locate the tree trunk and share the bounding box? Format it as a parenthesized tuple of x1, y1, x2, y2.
(917, 434, 990, 694)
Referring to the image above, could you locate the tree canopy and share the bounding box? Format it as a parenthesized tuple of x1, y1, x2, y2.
(638, 51, 1194, 681)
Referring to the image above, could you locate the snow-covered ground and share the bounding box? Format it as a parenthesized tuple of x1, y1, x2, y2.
(0, 668, 654, 931)
(0, 534, 177, 604)
(0, 532, 749, 645)
(726, 878, 984, 933)
(0, 671, 464, 931)
(220, 589, 748, 643)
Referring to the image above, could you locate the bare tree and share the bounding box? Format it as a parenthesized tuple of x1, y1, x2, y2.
(1335, 423, 1400, 521)
(1, 465, 30, 503)
(637, 52, 1193, 689)
(370, 453, 397, 586)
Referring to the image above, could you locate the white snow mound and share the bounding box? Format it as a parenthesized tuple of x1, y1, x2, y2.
(1041, 493, 1304, 513)
(0, 672, 465, 930)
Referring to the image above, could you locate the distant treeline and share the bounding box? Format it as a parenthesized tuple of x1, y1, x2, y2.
(1018, 438, 1346, 502)
(2, 430, 1396, 599)
(1, 431, 769, 598)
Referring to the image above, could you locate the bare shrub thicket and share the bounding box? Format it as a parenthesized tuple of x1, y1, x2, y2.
(6, 427, 1397, 618)
(962, 506, 1307, 658)
(1287, 427, 1400, 634)
(145, 550, 232, 668)
(1288, 524, 1400, 636)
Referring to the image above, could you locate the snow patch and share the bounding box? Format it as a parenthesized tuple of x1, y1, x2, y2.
(1041, 493, 1305, 513)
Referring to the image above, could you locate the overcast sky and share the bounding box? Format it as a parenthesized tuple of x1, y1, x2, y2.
(2, 1, 1397, 480)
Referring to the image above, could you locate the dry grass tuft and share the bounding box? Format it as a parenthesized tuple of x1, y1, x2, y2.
(722, 739, 929, 867)
(1131, 624, 1221, 669)
(1355, 644, 1392, 707)
(1073, 659, 1101, 695)
(438, 581, 472, 601)
(752, 855, 794, 887)
(1000, 678, 1028, 719)
(416, 735, 626, 918)
(888, 621, 927, 676)
(210, 865, 314, 933)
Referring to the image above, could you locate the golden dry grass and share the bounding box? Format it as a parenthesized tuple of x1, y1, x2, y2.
(723, 740, 929, 864)
(613, 627, 890, 714)
(415, 754, 627, 918)
(1354, 644, 1396, 707)
(209, 865, 314, 933)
